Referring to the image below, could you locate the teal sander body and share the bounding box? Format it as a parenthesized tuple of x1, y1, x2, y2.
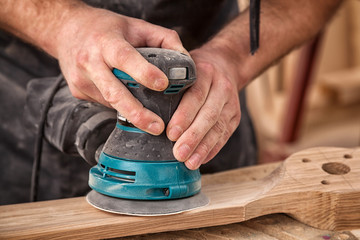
(86, 48, 209, 215)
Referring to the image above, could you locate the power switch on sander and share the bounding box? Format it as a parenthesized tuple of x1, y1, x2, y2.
(87, 48, 209, 216)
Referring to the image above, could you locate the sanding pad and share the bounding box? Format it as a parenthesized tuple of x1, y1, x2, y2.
(86, 190, 209, 216)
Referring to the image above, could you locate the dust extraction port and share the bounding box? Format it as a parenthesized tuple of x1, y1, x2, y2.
(100, 164, 136, 183)
(164, 84, 185, 94)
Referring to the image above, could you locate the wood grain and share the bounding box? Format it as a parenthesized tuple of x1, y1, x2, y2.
(123, 214, 359, 240)
(0, 147, 359, 240)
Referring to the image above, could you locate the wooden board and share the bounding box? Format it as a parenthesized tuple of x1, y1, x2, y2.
(0, 147, 359, 239)
(123, 214, 360, 240)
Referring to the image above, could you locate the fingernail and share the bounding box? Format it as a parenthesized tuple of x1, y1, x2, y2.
(186, 153, 201, 170)
(147, 122, 163, 135)
(168, 126, 183, 141)
(154, 78, 167, 90)
(177, 144, 191, 161)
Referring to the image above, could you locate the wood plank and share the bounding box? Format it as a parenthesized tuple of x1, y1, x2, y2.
(127, 214, 359, 240)
(243, 214, 359, 240)
(120, 224, 279, 240)
(0, 147, 359, 239)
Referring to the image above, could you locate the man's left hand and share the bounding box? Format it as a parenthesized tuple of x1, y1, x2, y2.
(167, 42, 243, 170)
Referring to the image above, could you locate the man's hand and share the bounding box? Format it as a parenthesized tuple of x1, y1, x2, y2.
(165, 0, 343, 169)
(167, 42, 242, 170)
(55, 6, 188, 135)
(0, 1, 187, 136)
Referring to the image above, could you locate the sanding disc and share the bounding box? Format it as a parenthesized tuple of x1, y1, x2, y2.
(86, 190, 209, 216)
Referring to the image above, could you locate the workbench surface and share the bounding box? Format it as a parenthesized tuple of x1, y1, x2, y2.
(119, 213, 360, 240)
(1, 147, 359, 240)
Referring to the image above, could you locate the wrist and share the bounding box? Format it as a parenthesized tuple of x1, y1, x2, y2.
(199, 36, 251, 90)
(39, 1, 90, 58)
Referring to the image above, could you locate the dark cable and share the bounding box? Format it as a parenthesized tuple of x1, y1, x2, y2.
(30, 74, 64, 202)
(250, 0, 261, 55)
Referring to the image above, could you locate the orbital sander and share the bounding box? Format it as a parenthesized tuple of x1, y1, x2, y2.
(86, 48, 209, 216)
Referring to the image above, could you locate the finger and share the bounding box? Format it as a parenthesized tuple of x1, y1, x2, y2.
(172, 76, 229, 162)
(145, 28, 190, 56)
(184, 119, 227, 170)
(126, 18, 189, 55)
(184, 101, 240, 169)
(167, 62, 213, 141)
(89, 62, 165, 135)
(202, 113, 241, 165)
(103, 41, 169, 91)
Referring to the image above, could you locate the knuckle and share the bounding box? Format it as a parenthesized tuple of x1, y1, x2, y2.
(75, 49, 90, 69)
(222, 77, 234, 93)
(128, 107, 146, 127)
(203, 107, 218, 124)
(101, 88, 116, 104)
(223, 128, 232, 141)
(115, 46, 132, 66)
(176, 108, 192, 124)
(197, 62, 215, 75)
(197, 142, 211, 157)
(91, 71, 105, 85)
(100, 83, 126, 105)
(110, 44, 133, 69)
(132, 18, 146, 26)
(120, 45, 133, 56)
(213, 120, 226, 135)
(168, 29, 181, 40)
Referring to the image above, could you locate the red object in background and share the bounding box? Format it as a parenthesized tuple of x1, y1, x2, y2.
(280, 35, 322, 143)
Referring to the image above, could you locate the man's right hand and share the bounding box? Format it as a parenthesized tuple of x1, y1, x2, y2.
(54, 6, 188, 135)
(0, 0, 188, 136)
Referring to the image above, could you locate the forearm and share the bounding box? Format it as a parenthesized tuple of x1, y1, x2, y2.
(204, 0, 343, 89)
(0, 0, 86, 57)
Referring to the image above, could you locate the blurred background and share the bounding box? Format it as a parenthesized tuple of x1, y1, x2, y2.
(241, 0, 360, 163)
